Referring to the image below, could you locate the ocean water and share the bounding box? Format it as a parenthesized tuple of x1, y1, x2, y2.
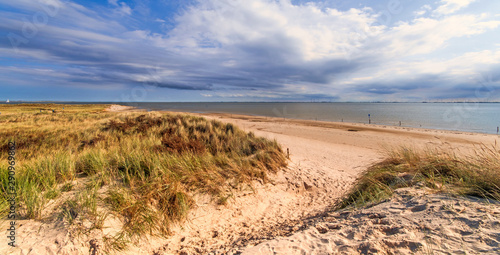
(122, 102, 500, 135)
(2, 102, 498, 134)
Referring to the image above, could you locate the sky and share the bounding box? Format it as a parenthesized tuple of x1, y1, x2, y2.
(0, 0, 500, 102)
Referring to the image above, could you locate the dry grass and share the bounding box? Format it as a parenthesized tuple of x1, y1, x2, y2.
(0, 104, 287, 251)
(336, 145, 500, 210)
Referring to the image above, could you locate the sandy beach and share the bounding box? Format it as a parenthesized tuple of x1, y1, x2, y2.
(188, 113, 500, 254)
(2, 108, 499, 254)
(149, 112, 500, 254)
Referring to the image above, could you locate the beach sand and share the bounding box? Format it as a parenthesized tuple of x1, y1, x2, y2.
(189, 113, 500, 254)
(242, 188, 500, 254)
(104, 104, 140, 112)
(2, 109, 499, 254)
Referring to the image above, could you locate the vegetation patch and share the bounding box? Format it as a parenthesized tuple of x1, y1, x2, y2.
(337, 146, 500, 210)
(0, 104, 287, 252)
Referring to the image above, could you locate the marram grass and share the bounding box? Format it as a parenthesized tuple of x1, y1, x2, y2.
(336, 145, 500, 210)
(0, 104, 287, 251)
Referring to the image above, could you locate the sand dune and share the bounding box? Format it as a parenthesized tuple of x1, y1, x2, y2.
(2, 111, 499, 254)
(182, 113, 499, 254)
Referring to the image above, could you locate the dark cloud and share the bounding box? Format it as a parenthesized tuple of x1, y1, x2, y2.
(153, 82, 213, 90)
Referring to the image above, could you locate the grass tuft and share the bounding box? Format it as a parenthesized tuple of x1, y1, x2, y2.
(337, 145, 500, 210)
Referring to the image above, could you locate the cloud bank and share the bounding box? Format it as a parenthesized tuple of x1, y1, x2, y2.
(0, 0, 499, 101)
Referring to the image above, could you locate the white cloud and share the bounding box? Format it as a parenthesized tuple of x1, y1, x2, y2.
(107, 0, 132, 15)
(163, 0, 499, 76)
(414, 4, 431, 16)
(359, 50, 500, 82)
(117, 2, 132, 15)
(434, 0, 476, 15)
(167, 0, 380, 62)
(414, 10, 427, 16)
(382, 15, 500, 56)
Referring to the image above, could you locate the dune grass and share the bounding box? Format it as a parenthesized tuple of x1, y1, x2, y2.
(0, 104, 287, 251)
(337, 145, 500, 210)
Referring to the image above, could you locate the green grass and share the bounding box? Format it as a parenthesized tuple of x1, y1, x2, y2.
(0, 104, 287, 252)
(336, 145, 500, 210)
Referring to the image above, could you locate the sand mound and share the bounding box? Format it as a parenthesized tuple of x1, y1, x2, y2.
(104, 105, 136, 112)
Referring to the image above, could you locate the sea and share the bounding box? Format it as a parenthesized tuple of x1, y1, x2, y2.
(3, 102, 499, 134)
(120, 102, 500, 135)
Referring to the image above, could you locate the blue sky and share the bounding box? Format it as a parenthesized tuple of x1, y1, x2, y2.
(1, 0, 500, 102)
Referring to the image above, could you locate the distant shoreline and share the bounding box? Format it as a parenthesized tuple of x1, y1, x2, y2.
(191, 112, 500, 141)
(127, 103, 500, 136)
(2, 102, 499, 135)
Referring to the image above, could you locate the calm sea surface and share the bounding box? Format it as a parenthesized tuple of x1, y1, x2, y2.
(122, 102, 500, 135)
(2, 102, 498, 134)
